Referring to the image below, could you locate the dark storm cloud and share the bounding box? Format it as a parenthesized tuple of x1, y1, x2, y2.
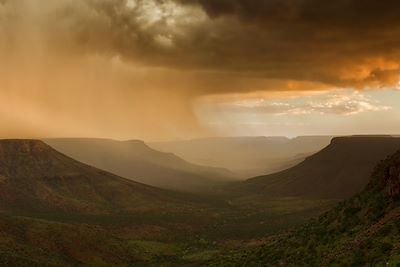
(53, 0, 400, 89)
(174, 0, 400, 87)
(181, 0, 400, 28)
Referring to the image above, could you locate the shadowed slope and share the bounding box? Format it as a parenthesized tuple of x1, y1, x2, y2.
(238, 136, 400, 199)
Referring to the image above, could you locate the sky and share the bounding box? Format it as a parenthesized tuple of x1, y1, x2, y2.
(0, 0, 400, 141)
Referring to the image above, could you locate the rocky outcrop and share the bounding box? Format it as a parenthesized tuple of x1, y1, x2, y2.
(383, 152, 400, 198)
(387, 166, 400, 198)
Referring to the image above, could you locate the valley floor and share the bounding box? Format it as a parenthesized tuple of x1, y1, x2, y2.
(0, 196, 336, 267)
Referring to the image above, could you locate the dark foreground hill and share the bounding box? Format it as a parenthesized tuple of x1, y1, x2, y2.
(238, 136, 400, 199)
(0, 139, 207, 214)
(44, 138, 234, 192)
(211, 149, 400, 266)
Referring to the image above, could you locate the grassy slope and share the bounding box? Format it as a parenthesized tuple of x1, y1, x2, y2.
(0, 140, 226, 266)
(0, 213, 223, 267)
(210, 150, 400, 266)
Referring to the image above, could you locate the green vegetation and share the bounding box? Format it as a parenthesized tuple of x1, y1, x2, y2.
(0, 195, 333, 266)
(209, 150, 400, 266)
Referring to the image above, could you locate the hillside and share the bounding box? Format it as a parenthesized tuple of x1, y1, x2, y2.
(0, 139, 233, 266)
(238, 136, 400, 199)
(44, 138, 234, 193)
(0, 139, 207, 214)
(0, 139, 338, 266)
(150, 136, 333, 177)
(212, 149, 400, 266)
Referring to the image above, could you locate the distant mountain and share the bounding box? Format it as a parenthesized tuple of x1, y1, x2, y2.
(44, 138, 234, 193)
(0, 139, 206, 214)
(150, 136, 333, 177)
(238, 136, 400, 199)
(214, 149, 400, 266)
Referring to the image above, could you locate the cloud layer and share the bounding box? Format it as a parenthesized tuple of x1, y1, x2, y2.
(178, 0, 400, 87)
(217, 91, 392, 116)
(3, 0, 400, 90)
(1, 0, 400, 139)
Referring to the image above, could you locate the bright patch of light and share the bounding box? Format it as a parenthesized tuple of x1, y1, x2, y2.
(193, 89, 399, 137)
(131, 0, 206, 48)
(227, 90, 392, 116)
(396, 81, 400, 90)
(136, 0, 206, 30)
(126, 0, 137, 9)
(154, 34, 173, 48)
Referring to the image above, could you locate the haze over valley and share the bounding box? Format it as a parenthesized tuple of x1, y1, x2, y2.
(150, 136, 333, 177)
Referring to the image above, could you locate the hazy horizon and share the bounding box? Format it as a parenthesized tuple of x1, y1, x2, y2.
(34, 133, 398, 143)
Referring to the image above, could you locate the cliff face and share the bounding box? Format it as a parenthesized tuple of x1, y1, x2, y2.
(383, 152, 400, 198)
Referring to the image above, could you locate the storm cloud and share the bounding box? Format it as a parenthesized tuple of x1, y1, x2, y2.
(3, 0, 400, 90)
(0, 0, 399, 139)
(175, 0, 400, 87)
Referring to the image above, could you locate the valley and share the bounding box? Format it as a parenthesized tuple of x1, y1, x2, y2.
(0, 136, 399, 266)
